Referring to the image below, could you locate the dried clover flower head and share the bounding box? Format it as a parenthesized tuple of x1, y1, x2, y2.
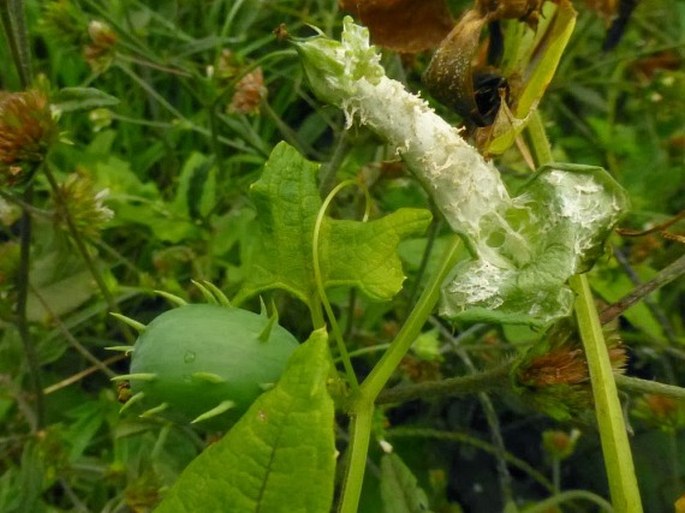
(53, 171, 113, 239)
(84, 20, 117, 72)
(513, 321, 628, 420)
(0, 90, 57, 187)
(229, 68, 267, 115)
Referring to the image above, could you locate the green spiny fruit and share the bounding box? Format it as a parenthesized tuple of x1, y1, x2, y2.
(114, 301, 299, 429)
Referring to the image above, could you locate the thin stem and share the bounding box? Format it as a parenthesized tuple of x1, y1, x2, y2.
(319, 129, 349, 195)
(552, 457, 561, 493)
(309, 294, 326, 330)
(0, 0, 32, 86)
(44, 164, 134, 344)
(599, 252, 685, 326)
(614, 375, 685, 400)
(115, 62, 188, 120)
(43, 355, 125, 395)
(312, 180, 360, 391)
(30, 284, 117, 378)
(376, 362, 511, 404)
(610, 248, 679, 344)
(374, 360, 685, 404)
(2, 0, 43, 431)
(523, 490, 614, 513)
(361, 236, 463, 400)
(433, 319, 513, 504)
(16, 185, 44, 430)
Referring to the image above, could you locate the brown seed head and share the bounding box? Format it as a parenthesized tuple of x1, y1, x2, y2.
(520, 347, 588, 387)
(229, 68, 267, 115)
(0, 90, 57, 187)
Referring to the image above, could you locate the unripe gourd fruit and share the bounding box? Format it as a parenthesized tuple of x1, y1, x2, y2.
(114, 300, 299, 430)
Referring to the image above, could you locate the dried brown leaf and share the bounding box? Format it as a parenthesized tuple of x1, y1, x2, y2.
(339, 0, 454, 53)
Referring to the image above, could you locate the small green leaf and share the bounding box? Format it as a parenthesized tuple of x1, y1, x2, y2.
(380, 452, 435, 513)
(51, 87, 120, 113)
(322, 209, 433, 301)
(237, 142, 431, 306)
(154, 330, 336, 513)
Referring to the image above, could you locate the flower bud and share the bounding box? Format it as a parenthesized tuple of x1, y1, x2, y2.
(84, 20, 117, 72)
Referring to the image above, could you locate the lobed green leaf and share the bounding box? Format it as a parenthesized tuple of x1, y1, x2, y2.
(237, 141, 431, 306)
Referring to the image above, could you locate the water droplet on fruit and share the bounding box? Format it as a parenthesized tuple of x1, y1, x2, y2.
(184, 350, 196, 363)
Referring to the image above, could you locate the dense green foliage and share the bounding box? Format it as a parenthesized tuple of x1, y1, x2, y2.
(0, 1, 683, 512)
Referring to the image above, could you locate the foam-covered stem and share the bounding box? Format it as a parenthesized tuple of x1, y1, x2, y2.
(296, 18, 628, 326)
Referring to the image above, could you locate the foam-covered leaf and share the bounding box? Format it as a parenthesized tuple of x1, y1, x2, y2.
(297, 20, 628, 327)
(237, 142, 431, 305)
(442, 164, 629, 325)
(154, 330, 335, 513)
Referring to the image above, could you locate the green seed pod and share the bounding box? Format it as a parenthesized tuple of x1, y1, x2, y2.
(123, 304, 299, 429)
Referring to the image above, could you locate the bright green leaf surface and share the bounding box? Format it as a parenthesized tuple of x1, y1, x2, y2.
(237, 142, 431, 305)
(380, 453, 435, 513)
(322, 211, 433, 301)
(154, 330, 336, 513)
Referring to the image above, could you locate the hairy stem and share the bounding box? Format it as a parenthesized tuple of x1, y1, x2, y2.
(376, 362, 511, 404)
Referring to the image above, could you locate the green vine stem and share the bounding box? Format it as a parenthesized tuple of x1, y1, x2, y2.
(337, 397, 374, 513)
(376, 362, 510, 404)
(528, 110, 643, 513)
(360, 236, 462, 400)
(312, 179, 370, 391)
(614, 375, 685, 399)
(337, 235, 463, 513)
(523, 489, 614, 513)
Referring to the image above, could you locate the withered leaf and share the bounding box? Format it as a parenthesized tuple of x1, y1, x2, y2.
(339, 0, 454, 53)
